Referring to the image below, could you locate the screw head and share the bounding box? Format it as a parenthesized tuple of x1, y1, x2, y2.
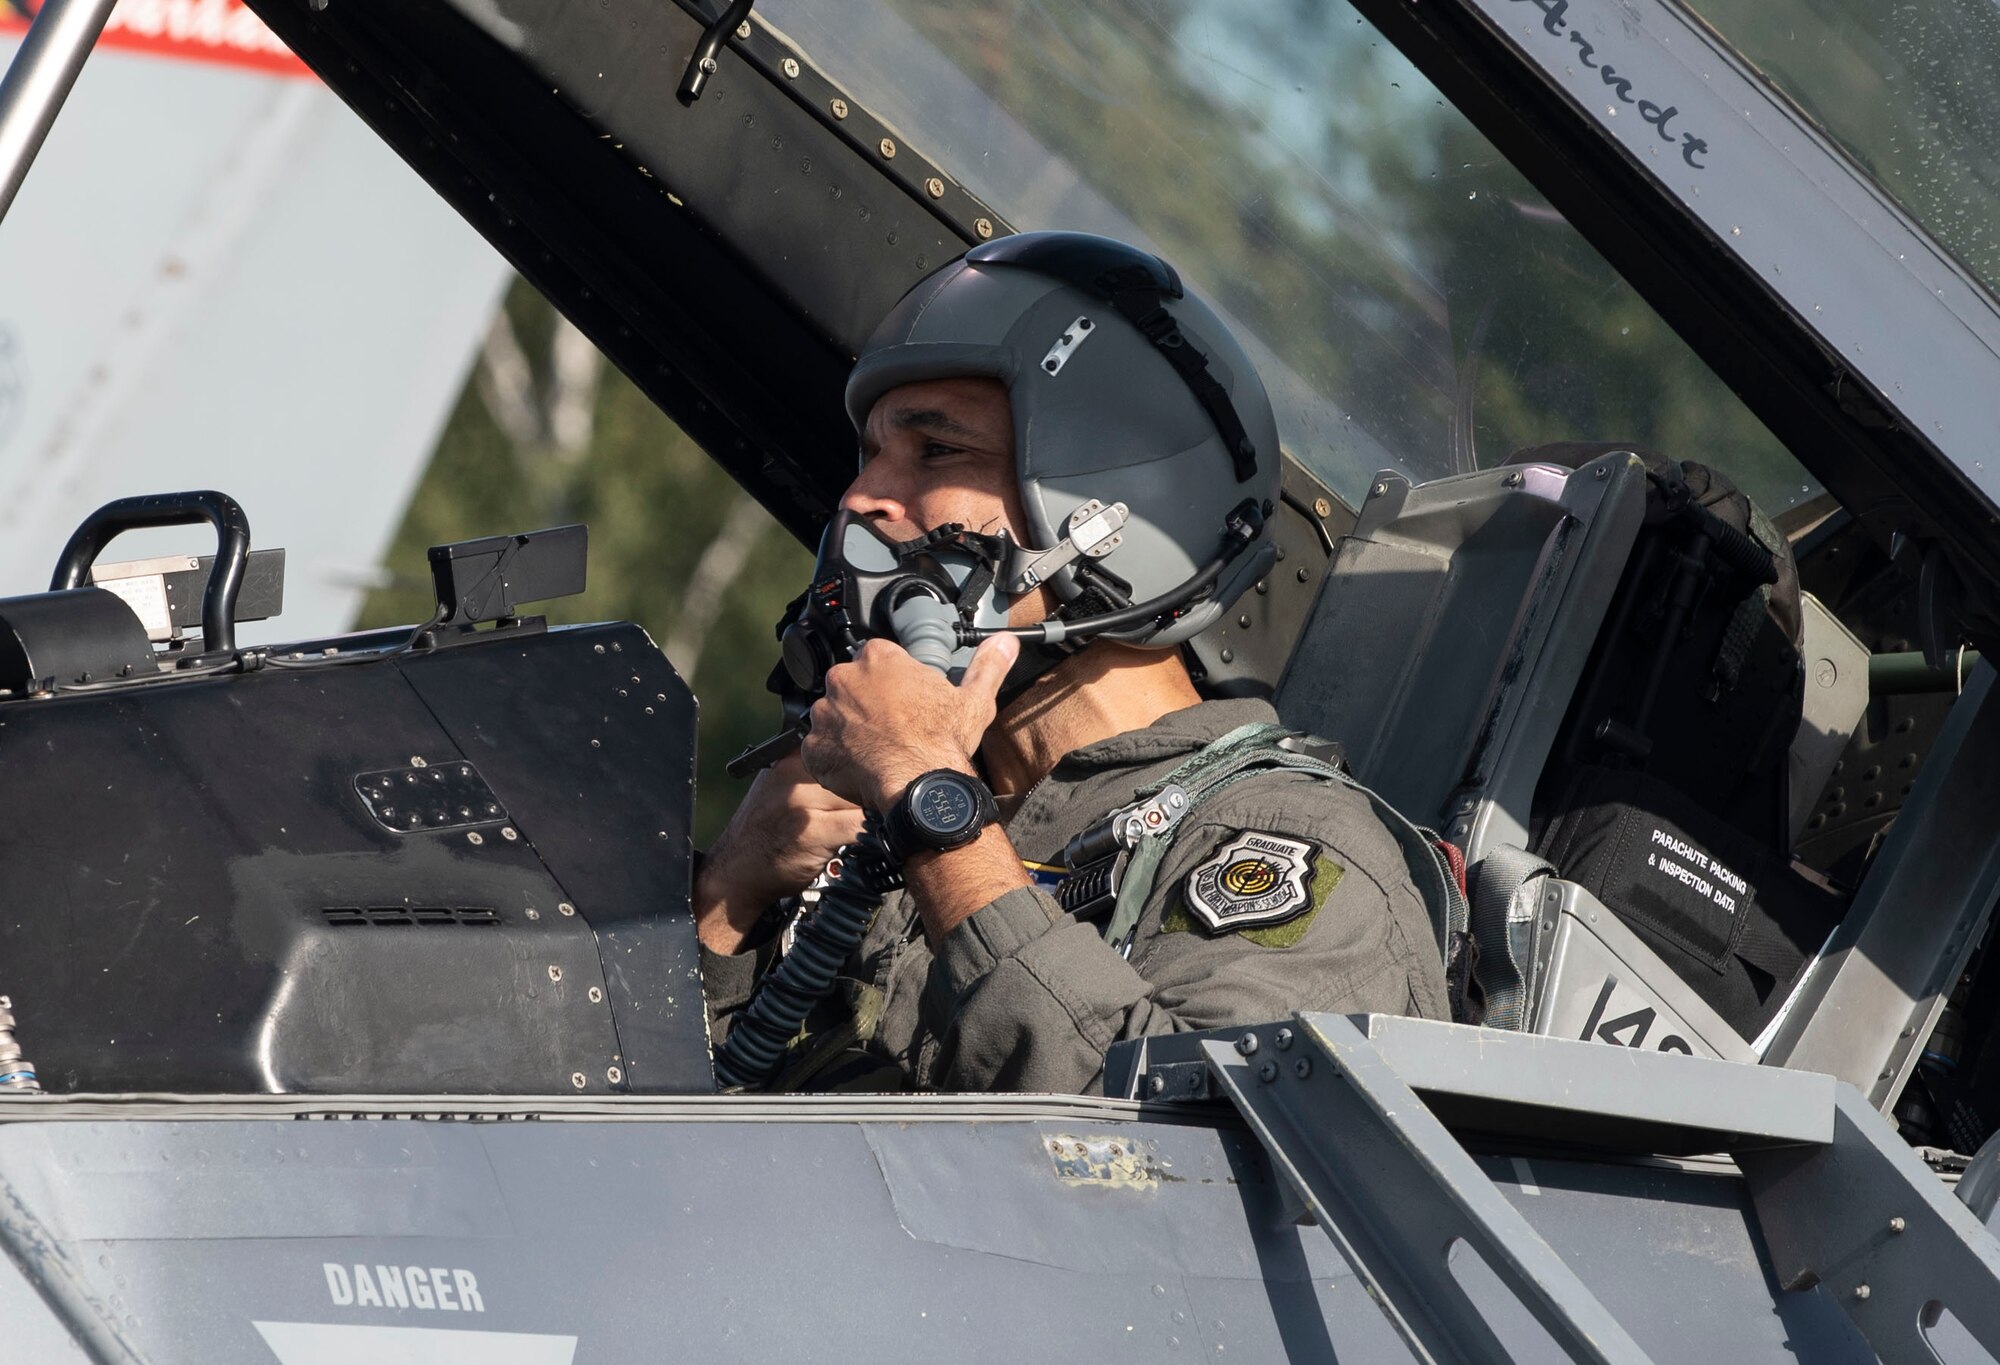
(466, 831, 484, 847)
(1852, 1284, 1871, 1302)
(878, 137, 897, 158)
(1294, 1058, 1313, 1079)
(501, 827, 519, 842)
(1274, 1028, 1294, 1050)
(1372, 482, 1388, 497)
(606, 1065, 624, 1084)
(780, 57, 799, 78)
(570, 1072, 587, 1090)
(525, 908, 540, 920)
(1889, 1216, 1907, 1233)
(1234, 1032, 1260, 1056)
(925, 177, 945, 198)
(559, 902, 576, 917)
(1314, 497, 1333, 518)
(588, 986, 604, 1004)
(829, 97, 848, 119)
(410, 755, 428, 767)
(974, 217, 994, 239)
(548, 965, 563, 982)
(734, 20, 750, 37)
(1147, 1074, 1167, 1096)
(1257, 1060, 1279, 1083)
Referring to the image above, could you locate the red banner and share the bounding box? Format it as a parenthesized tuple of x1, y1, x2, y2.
(1, 0, 311, 78)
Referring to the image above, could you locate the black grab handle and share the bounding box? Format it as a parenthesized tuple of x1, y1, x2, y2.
(50, 491, 252, 654)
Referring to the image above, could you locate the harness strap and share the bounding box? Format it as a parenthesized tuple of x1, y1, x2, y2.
(1468, 844, 1557, 1031)
(1093, 723, 1467, 962)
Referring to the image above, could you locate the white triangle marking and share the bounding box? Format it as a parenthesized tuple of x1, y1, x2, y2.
(253, 1321, 578, 1365)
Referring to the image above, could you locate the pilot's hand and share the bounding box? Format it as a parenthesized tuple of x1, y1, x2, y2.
(802, 633, 1019, 813)
(694, 751, 865, 955)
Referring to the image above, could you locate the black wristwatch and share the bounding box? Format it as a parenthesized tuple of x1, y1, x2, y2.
(883, 768, 1000, 861)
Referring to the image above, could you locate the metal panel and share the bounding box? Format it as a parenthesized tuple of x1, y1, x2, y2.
(1740, 1086, 2000, 1365)
(1111, 1010, 1817, 1153)
(0, 1111, 1379, 1365)
(0, 1081, 1875, 1364)
(1278, 453, 1645, 843)
(1355, 1013, 1823, 1149)
(1790, 593, 1873, 845)
(1530, 881, 1760, 1065)
(1765, 664, 2000, 1105)
(0, 1237, 97, 1364)
(397, 622, 708, 1094)
(0, 619, 703, 1098)
(1201, 1015, 1653, 1364)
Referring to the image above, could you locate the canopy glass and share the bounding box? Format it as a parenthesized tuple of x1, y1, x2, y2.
(1682, 0, 2000, 305)
(763, 0, 1816, 511)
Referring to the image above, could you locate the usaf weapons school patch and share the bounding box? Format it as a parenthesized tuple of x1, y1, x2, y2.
(1184, 832, 1318, 932)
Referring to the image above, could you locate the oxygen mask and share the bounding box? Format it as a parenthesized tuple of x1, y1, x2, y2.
(726, 494, 1268, 777)
(726, 511, 1015, 776)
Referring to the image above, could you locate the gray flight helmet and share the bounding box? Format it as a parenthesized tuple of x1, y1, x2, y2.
(844, 231, 1281, 648)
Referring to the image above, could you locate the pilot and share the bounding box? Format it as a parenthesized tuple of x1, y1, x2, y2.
(696, 232, 1449, 1093)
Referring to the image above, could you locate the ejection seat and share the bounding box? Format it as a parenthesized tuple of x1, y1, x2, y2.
(1274, 452, 1808, 1061)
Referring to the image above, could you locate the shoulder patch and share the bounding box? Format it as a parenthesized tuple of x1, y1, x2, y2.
(1184, 831, 1318, 932)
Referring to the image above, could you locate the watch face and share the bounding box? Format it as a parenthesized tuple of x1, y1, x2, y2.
(913, 774, 979, 838)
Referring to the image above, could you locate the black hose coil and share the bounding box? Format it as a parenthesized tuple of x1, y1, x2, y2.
(711, 819, 903, 1090)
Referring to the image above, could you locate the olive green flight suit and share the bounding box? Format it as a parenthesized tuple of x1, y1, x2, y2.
(700, 697, 1449, 1094)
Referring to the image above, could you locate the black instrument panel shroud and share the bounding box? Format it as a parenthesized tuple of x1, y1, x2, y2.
(0, 621, 708, 1096)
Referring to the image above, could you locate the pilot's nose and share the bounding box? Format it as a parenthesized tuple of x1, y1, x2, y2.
(838, 467, 908, 526)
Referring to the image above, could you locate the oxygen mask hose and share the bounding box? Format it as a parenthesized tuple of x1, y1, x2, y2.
(711, 816, 904, 1091)
(711, 591, 965, 1090)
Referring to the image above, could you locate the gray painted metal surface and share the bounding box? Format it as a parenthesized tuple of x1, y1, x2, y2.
(1107, 1012, 2000, 1361)
(1742, 1087, 2000, 1365)
(1790, 594, 1872, 847)
(1202, 1015, 1650, 1364)
(1353, 1013, 1823, 1151)
(0, 1076, 1873, 1365)
(1276, 452, 1646, 855)
(1529, 881, 1760, 1065)
(1766, 663, 2000, 1104)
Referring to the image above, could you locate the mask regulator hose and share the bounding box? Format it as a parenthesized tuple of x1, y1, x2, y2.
(711, 819, 903, 1091)
(711, 589, 973, 1091)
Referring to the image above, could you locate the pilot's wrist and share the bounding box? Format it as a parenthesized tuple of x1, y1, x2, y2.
(692, 853, 780, 954)
(868, 749, 976, 814)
